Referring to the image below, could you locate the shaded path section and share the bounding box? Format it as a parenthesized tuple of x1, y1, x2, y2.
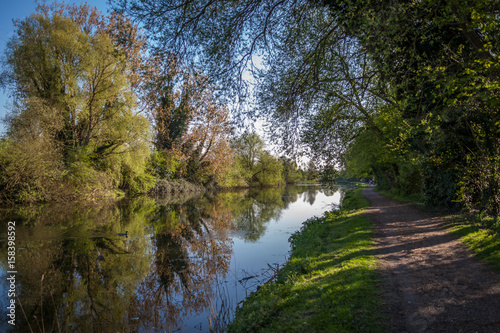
(363, 188, 500, 332)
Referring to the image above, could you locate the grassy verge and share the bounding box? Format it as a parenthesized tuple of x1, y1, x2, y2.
(227, 189, 387, 332)
(443, 215, 500, 272)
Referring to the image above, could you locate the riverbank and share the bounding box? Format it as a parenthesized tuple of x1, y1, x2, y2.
(149, 178, 205, 195)
(227, 188, 387, 332)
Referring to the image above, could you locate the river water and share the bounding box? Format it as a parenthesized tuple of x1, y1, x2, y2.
(0, 184, 342, 332)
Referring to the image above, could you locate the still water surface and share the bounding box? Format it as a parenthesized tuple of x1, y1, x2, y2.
(0, 184, 342, 332)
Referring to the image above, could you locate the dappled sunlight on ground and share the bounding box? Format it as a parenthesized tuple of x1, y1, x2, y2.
(363, 188, 500, 332)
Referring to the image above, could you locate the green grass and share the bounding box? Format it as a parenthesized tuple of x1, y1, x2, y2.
(444, 215, 500, 272)
(227, 189, 387, 332)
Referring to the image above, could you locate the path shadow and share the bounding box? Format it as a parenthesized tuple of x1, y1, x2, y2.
(362, 188, 500, 333)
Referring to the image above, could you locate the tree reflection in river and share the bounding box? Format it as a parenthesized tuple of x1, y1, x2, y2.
(0, 184, 339, 332)
(218, 187, 285, 242)
(128, 195, 234, 331)
(0, 198, 155, 332)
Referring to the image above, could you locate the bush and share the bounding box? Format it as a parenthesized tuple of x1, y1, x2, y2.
(217, 157, 249, 188)
(0, 139, 63, 203)
(147, 151, 180, 180)
(422, 163, 460, 210)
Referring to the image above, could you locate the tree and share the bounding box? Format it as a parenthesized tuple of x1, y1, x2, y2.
(4, 3, 148, 149)
(112, 0, 386, 162)
(319, 0, 500, 211)
(235, 132, 265, 169)
(252, 151, 284, 187)
(0, 3, 153, 201)
(319, 165, 338, 184)
(217, 155, 250, 188)
(141, 52, 191, 152)
(306, 160, 319, 181)
(280, 156, 301, 184)
(142, 53, 235, 184)
(116, 0, 500, 214)
(179, 82, 234, 184)
(343, 111, 423, 195)
(219, 132, 286, 187)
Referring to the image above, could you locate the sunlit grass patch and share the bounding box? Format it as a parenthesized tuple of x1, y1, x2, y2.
(227, 189, 387, 332)
(444, 215, 500, 272)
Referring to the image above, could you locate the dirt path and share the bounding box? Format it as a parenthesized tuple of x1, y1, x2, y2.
(362, 188, 500, 333)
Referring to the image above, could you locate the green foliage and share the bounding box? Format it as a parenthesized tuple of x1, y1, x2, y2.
(251, 151, 284, 187)
(344, 110, 423, 197)
(0, 138, 63, 203)
(334, 0, 500, 212)
(218, 156, 250, 188)
(0, 97, 67, 202)
(340, 189, 370, 211)
(456, 156, 500, 216)
(147, 151, 172, 180)
(120, 161, 156, 195)
(219, 132, 286, 188)
(319, 165, 338, 184)
(65, 161, 115, 197)
(146, 150, 181, 181)
(394, 162, 423, 197)
(4, 10, 136, 150)
(0, 4, 153, 202)
(305, 160, 319, 181)
(280, 157, 302, 184)
(235, 131, 265, 169)
(116, 0, 500, 216)
(422, 163, 460, 210)
(62, 139, 156, 197)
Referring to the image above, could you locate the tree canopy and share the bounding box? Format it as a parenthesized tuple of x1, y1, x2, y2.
(0, 2, 152, 201)
(2, 0, 499, 214)
(0, 1, 299, 203)
(112, 0, 500, 214)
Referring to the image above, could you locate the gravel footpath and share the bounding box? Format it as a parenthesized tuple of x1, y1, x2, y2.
(362, 188, 500, 333)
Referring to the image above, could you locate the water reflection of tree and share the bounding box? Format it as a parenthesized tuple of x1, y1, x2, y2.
(128, 196, 234, 331)
(321, 183, 340, 196)
(0, 185, 335, 332)
(217, 187, 288, 242)
(303, 186, 318, 205)
(0, 198, 155, 332)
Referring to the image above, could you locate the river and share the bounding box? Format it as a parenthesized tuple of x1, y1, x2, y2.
(0, 184, 342, 332)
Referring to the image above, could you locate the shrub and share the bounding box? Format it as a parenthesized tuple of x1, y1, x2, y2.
(0, 138, 63, 203)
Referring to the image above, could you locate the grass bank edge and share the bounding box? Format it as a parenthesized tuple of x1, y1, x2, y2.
(442, 215, 500, 272)
(375, 188, 500, 273)
(227, 188, 387, 332)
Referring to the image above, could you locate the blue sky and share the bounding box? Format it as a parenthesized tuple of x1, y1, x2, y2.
(0, 0, 110, 136)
